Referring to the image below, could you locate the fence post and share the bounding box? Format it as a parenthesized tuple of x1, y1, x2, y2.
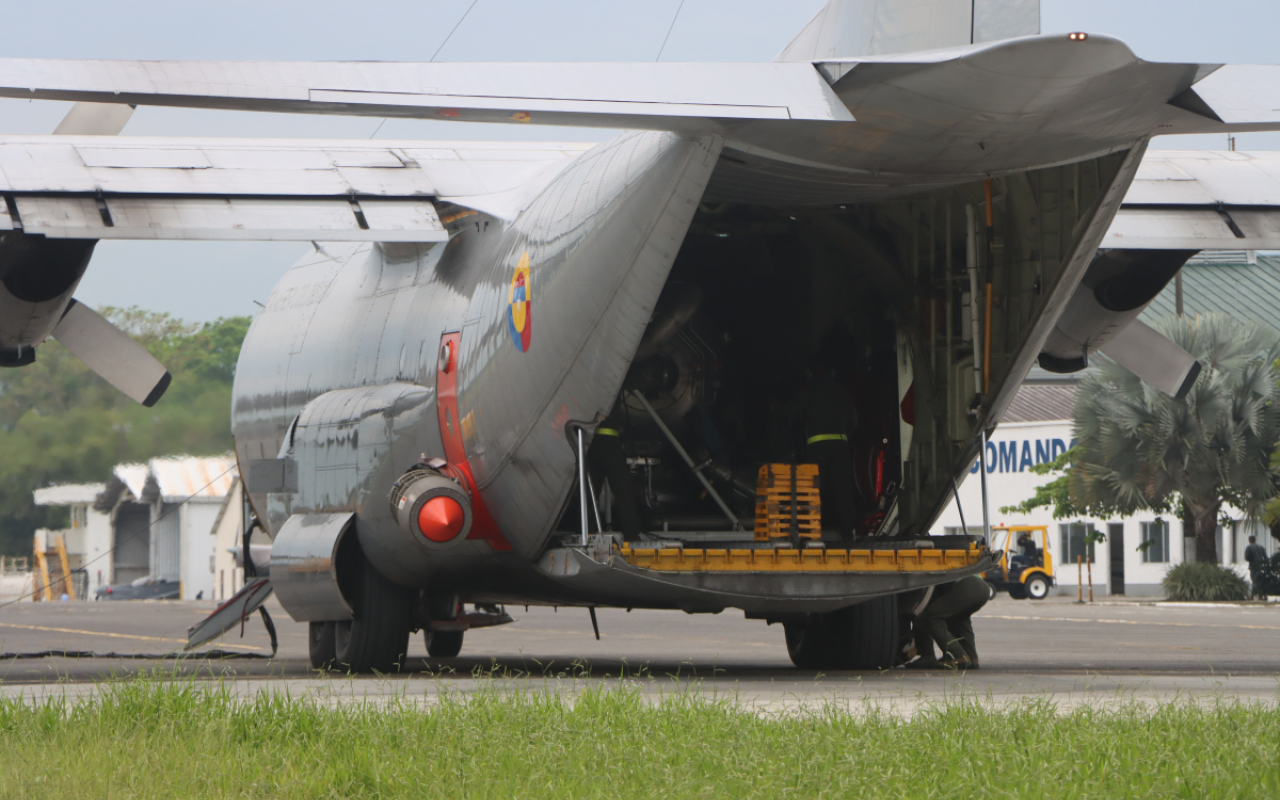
(1087, 556, 1094, 603)
(1076, 554, 1084, 604)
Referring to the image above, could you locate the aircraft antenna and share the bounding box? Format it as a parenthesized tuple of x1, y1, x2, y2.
(431, 0, 481, 62)
(655, 0, 687, 62)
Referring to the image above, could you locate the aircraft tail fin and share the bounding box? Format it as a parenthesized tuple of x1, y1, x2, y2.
(777, 0, 1040, 61)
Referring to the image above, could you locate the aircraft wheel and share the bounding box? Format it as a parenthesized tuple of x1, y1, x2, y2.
(785, 596, 899, 671)
(425, 629, 465, 659)
(1025, 574, 1051, 600)
(308, 621, 336, 669)
(985, 581, 998, 600)
(333, 558, 411, 673)
(784, 619, 832, 669)
(826, 595, 899, 670)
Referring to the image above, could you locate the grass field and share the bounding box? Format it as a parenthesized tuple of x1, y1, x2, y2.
(1, 680, 1277, 799)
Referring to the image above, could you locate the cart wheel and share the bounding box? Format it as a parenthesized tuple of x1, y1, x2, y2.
(1024, 574, 1051, 600)
(425, 629, 464, 658)
(985, 581, 998, 600)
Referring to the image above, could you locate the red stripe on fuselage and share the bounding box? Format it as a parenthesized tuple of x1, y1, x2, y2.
(436, 331, 513, 551)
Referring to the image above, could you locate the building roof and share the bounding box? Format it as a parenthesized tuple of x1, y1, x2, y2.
(149, 456, 237, 503)
(32, 483, 106, 506)
(1004, 384, 1076, 423)
(96, 454, 237, 511)
(1142, 253, 1280, 331)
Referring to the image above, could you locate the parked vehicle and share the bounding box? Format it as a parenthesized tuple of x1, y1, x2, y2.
(984, 525, 1054, 600)
(95, 576, 180, 601)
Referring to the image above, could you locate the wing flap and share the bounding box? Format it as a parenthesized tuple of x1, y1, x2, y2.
(6, 195, 447, 242)
(1105, 208, 1280, 250)
(0, 136, 592, 198)
(1111, 150, 1280, 249)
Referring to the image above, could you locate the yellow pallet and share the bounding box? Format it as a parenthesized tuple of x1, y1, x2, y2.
(755, 463, 822, 541)
(619, 545, 986, 573)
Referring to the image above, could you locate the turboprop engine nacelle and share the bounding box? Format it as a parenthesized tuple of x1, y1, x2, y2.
(0, 232, 95, 365)
(0, 231, 171, 405)
(1039, 248, 1202, 399)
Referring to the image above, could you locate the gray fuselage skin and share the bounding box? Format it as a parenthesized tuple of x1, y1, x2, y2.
(232, 132, 722, 592)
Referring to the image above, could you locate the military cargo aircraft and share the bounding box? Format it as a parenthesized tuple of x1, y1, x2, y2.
(4, 0, 1280, 671)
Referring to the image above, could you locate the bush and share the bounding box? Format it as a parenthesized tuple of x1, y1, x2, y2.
(1163, 562, 1250, 601)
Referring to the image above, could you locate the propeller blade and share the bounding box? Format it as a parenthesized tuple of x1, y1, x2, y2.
(50, 299, 171, 406)
(1098, 319, 1202, 400)
(53, 101, 135, 135)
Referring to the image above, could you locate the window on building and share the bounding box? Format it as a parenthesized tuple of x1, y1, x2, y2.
(1140, 521, 1169, 563)
(1060, 523, 1097, 565)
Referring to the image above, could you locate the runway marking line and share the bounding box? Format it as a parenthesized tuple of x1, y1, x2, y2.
(0, 621, 268, 651)
(983, 614, 1280, 632)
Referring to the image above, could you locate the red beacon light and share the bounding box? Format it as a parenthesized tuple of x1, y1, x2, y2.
(417, 495, 467, 542)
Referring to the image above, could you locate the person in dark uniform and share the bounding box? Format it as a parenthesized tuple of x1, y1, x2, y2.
(911, 575, 990, 668)
(1011, 532, 1040, 572)
(802, 357, 859, 541)
(588, 401, 643, 542)
(1245, 535, 1269, 599)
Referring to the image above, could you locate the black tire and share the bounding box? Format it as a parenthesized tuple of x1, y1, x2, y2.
(1008, 584, 1028, 600)
(784, 595, 899, 671)
(985, 581, 998, 600)
(784, 619, 831, 669)
(1024, 574, 1051, 600)
(827, 595, 899, 670)
(333, 556, 412, 673)
(425, 629, 465, 659)
(308, 621, 336, 669)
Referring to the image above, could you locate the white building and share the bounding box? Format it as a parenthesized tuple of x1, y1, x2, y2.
(932, 252, 1280, 596)
(210, 477, 247, 602)
(32, 483, 111, 595)
(94, 455, 237, 599)
(932, 379, 1275, 596)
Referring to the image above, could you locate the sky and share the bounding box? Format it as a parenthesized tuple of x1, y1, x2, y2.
(3, 0, 1278, 322)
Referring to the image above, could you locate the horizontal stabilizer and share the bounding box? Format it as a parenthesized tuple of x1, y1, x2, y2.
(1172, 65, 1280, 126)
(50, 300, 171, 406)
(0, 59, 850, 131)
(1098, 319, 1201, 400)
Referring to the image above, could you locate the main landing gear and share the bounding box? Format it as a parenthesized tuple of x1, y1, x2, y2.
(782, 595, 899, 670)
(308, 556, 411, 673)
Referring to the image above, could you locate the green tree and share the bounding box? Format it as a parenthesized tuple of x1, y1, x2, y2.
(1069, 314, 1280, 564)
(0, 308, 251, 555)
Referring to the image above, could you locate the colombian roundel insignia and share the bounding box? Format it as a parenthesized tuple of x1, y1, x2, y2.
(507, 252, 532, 353)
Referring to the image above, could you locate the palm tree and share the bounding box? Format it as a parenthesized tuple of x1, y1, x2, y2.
(1070, 313, 1280, 564)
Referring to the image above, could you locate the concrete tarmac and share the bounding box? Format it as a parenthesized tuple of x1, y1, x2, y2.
(2, 595, 1278, 711)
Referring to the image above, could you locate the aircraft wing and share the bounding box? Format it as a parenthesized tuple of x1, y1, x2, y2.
(0, 137, 595, 239)
(0, 60, 853, 131)
(1106, 150, 1280, 250)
